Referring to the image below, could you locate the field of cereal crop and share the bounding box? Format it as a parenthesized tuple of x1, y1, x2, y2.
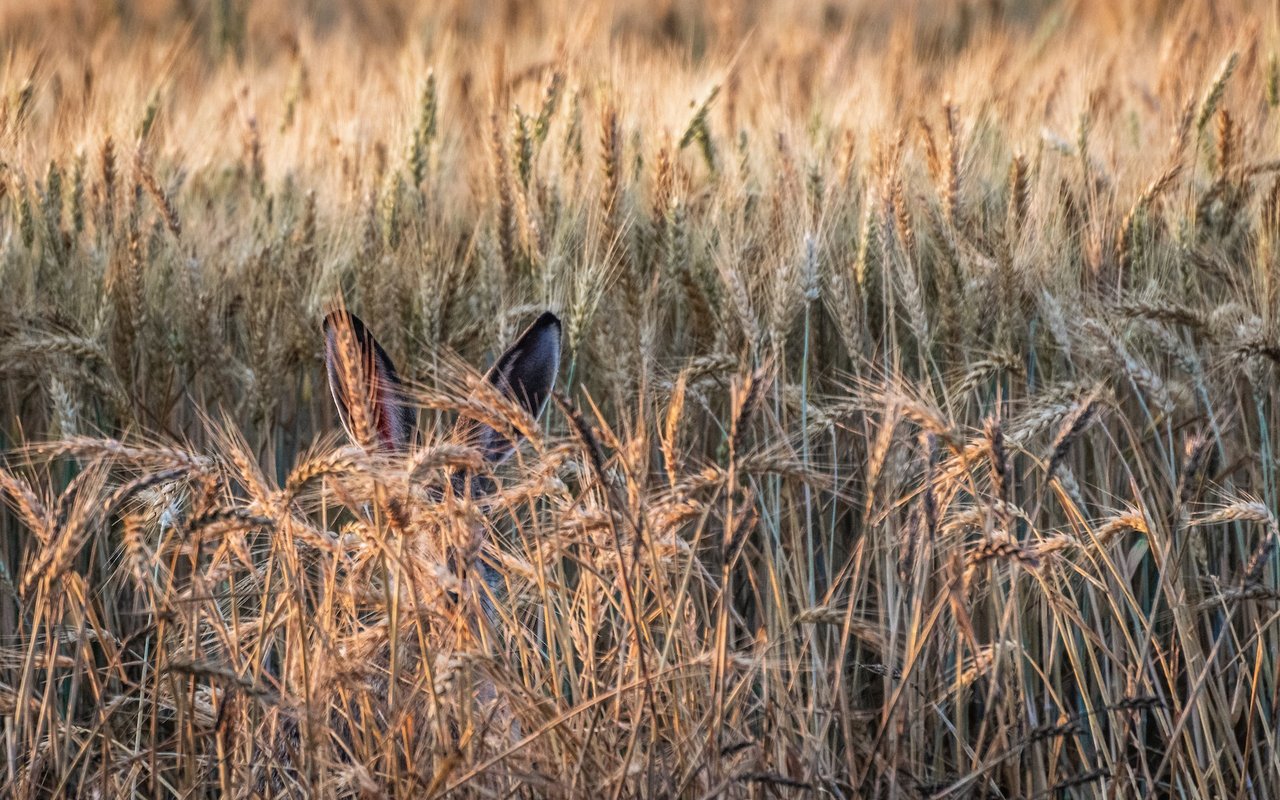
(1, 1, 1278, 796)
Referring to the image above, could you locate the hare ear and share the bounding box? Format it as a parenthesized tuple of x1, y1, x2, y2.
(323, 311, 415, 451)
(457, 311, 561, 464)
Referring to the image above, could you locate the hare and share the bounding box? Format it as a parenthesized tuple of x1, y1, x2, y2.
(323, 307, 561, 614)
(263, 309, 561, 795)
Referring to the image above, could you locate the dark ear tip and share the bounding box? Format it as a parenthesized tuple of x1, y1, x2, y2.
(323, 310, 368, 336)
(512, 311, 561, 354)
(532, 311, 561, 334)
(325, 311, 373, 340)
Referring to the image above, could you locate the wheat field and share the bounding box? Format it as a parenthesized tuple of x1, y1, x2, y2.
(0, 0, 1278, 796)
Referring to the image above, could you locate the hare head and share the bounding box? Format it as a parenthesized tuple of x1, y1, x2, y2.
(320, 307, 562, 607)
